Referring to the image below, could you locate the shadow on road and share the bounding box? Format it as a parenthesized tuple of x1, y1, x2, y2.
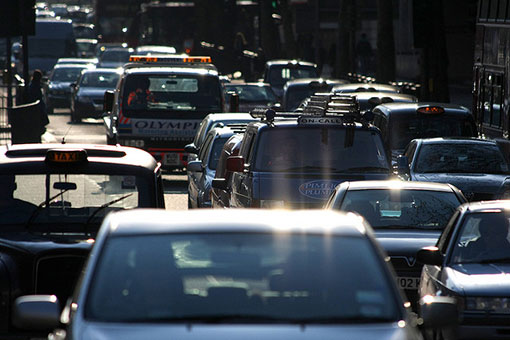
(163, 176, 188, 194)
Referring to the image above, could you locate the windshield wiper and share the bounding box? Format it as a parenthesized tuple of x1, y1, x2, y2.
(342, 166, 390, 173)
(85, 193, 133, 227)
(25, 188, 74, 229)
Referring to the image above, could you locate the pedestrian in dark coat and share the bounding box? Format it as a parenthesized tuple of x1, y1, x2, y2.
(26, 69, 49, 136)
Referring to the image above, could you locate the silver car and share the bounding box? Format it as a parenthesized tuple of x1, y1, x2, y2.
(13, 209, 457, 340)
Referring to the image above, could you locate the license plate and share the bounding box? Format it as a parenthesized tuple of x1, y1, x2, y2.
(163, 153, 181, 166)
(396, 276, 420, 290)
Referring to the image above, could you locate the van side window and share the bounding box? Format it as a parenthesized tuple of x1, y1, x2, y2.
(404, 141, 417, 164)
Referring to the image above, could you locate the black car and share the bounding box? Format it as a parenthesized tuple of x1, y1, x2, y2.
(418, 200, 510, 340)
(262, 59, 319, 98)
(0, 143, 165, 338)
(372, 103, 477, 164)
(325, 180, 467, 309)
(44, 63, 95, 114)
(398, 138, 510, 201)
(70, 68, 122, 123)
(281, 77, 348, 111)
(224, 82, 279, 112)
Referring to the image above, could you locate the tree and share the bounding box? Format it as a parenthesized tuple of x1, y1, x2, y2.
(376, 0, 395, 83)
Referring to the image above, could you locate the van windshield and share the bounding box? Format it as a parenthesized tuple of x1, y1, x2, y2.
(122, 74, 222, 115)
(254, 127, 389, 172)
(390, 115, 476, 150)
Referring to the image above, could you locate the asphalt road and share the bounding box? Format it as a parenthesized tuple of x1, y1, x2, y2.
(44, 109, 189, 210)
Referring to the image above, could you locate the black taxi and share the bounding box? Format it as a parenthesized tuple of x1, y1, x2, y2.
(371, 102, 477, 163)
(224, 95, 391, 209)
(0, 143, 164, 338)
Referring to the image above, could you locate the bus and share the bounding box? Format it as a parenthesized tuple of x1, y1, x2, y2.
(473, 0, 510, 138)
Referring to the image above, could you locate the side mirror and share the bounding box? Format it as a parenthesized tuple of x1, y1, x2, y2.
(417, 246, 443, 266)
(186, 160, 203, 172)
(12, 295, 61, 331)
(212, 178, 228, 190)
(226, 156, 245, 172)
(103, 90, 115, 113)
(184, 143, 198, 155)
(396, 155, 410, 174)
(419, 295, 459, 329)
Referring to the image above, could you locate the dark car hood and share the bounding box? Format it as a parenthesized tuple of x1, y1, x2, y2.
(80, 323, 412, 340)
(77, 87, 109, 98)
(413, 173, 509, 194)
(257, 172, 390, 206)
(0, 232, 93, 254)
(375, 230, 441, 256)
(447, 264, 510, 296)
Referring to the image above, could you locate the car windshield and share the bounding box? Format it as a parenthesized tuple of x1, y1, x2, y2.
(340, 189, 461, 229)
(0, 174, 151, 228)
(85, 233, 400, 323)
(80, 72, 120, 88)
(100, 50, 131, 63)
(414, 143, 510, 174)
(225, 85, 277, 103)
(450, 212, 510, 264)
(390, 115, 476, 150)
(254, 128, 389, 172)
(122, 74, 222, 114)
(51, 68, 84, 82)
(268, 66, 319, 88)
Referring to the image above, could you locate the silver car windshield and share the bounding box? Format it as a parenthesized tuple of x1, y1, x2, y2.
(85, 233, 400, 323)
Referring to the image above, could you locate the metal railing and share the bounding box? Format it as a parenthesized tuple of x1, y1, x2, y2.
(0, 73, 24, 145)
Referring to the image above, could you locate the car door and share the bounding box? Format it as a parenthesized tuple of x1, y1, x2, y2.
(231, 130, 255, 207)
(419, 210, 462, 297)
(189, 134, 213, 207)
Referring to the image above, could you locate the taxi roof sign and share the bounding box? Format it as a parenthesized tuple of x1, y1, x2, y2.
(417, 106, 445, 114)
(128, 55, 212, 64)
(45, 149, 88, 164)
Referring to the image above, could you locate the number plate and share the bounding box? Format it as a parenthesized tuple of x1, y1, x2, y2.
(163, 153, 181, 166)
(396, 276, 420, 290)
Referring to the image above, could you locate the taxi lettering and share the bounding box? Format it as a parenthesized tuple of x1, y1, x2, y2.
(298, 117, 344, 125)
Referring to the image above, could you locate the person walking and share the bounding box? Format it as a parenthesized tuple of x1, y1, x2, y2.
(25, 69, 50, 137)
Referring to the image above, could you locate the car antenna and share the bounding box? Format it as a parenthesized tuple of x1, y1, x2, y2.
(61, 125, 72, 144)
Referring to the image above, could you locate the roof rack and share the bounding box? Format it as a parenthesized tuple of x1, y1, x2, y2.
(250, 94, 374, 125)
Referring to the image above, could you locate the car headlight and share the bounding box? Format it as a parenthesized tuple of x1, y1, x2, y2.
(260, 200, 285, 208)
(119, 139, 145, 148)
(465, 297, 510, 312)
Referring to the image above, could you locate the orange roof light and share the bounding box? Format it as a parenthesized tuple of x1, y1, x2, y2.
(128, 55, 212, 64)
(417, 106, 444, 114)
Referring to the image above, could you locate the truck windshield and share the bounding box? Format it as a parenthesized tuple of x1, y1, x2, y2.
(254, 127, 389, 172)
(122, 74, 222, 114)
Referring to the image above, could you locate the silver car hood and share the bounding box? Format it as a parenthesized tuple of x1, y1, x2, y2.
(78, 322, 418, 340)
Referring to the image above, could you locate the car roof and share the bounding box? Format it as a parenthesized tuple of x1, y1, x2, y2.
(0, 143, 158, 172)
(284, 78, 347, 87)
(342, 91, 417, 101)
(124, 66, 218, 77)
(203, 113, 254, 122)
(416, 137, 498, 145)
(374, 102, 471, 115)
(208, 124, 247, 138)
(102, 209, 369, 237)
(52, 63, 94, 70)
(81, 67, 123, 74)
(342, 180, 456, 192)
(265, 59, 317, 67)
(226, 82, 271, 87)
(251, 119, 379, 131)
(333, 83, 401, 92)
(462, 200, 510, 213)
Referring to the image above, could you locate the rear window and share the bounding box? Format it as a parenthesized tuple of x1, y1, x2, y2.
(390, 114, 476, 150)
(254, 127, 389, 173)
(268, 65, 318, 88)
